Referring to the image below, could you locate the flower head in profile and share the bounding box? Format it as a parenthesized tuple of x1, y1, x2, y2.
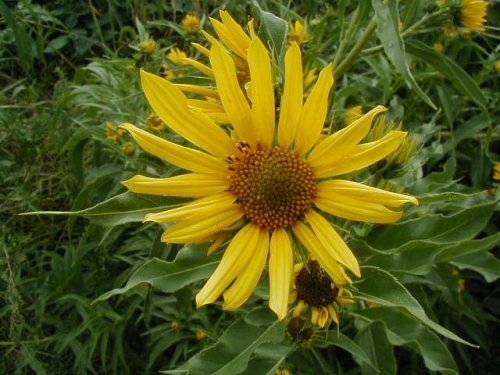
(458, 0, 488, 32)
(121, 16, 417, 320)
(288, 20, 307, 46)
(290, 260, 354, 328)
(166, 47, 188, 64)
(182, 14, 201, 34)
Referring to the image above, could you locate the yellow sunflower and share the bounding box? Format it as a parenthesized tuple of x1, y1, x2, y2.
(121, 33, 417, 320)
(459, 0, 488, 32)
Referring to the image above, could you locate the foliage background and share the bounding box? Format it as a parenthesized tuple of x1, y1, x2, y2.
(1, 0, 499, 374)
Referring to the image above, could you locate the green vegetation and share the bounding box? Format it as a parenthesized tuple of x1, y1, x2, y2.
(1, 1, 499, 374)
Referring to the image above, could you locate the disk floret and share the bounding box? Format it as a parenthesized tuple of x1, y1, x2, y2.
(228, 142, 316, 229)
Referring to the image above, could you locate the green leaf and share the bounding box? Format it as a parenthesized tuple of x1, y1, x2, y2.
(452, 252, 500, 283)
(0, 0, 34, 75)
(405, 40, 488, 108)
(371, 0, 436, 109)
(258, 10, 288, 64)
(314, 332, 377, 371)
(93, 245, 217, 302)
(168, 308, 285, 375)
(355, 321, 396, 375)
(22, 191, 179, 227)
(354, 266, 476, 346)
(354, 308, 458, 375)
(364, 196, 496, 250)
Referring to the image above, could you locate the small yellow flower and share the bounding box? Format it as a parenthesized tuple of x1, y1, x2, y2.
(433, 42, 445, 53)
(460, 29, 473, 39)
(442, 26, 457, 39)
(146, 114, 167, 131)
(276, 369, 292, 375)
(493, 162, 500, 181)
(495, 61, 500, 72)
(171, 321, 180, 330)
(139, 39, 158, 54)
(195, 330, 206, 341)
(105, 121, 123, 142)
(459, 0, 488, 32)
(390, 137, 416, 166)
(288, 20, 307, 45)
(122, 141, 136, 155)
(304, 68, 318, 89)
(161, 64, 175, 80)
(182, 14, 201, 34)
(167, 47, 188, 64)
(345, 105, 364, 125)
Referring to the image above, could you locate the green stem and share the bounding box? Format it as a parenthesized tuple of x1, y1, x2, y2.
(334, 18, 377, 79)
(333, 7, 361, 67)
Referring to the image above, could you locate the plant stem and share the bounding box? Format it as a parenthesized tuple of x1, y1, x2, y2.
(333, 7, 361, 67)
(334, 18, 377, 79)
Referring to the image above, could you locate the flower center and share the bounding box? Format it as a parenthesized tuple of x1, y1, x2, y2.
(296, 260, 338, 308)
(228, 142, 316, 229)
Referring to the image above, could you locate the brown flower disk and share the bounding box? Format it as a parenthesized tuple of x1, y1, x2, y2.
(296, 260, 338, 307)
(229, 143, 316, 229)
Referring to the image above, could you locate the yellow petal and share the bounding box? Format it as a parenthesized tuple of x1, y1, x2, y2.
(144, 192, 236, 223)
(278, 43, 303, 149)
(223, 228, 269, 310)
(269, 229, 293, 320)
(327, 304, 339, 324)
(307, 105, 387, 171)
(162, 205, 243, 244)
(315, 180, 417, 224)
(140, 70, 233, 156)
(318, 180, 418, 207)
(310, 306, 319, 325)
(211, 11, 252, 59)
(175, 83, 220, 98)
(122, 173, 228, 197)
(305, 210, 360, 277)
(247, 37, 275, 146)
(294, 64, 334, 155)
(191, 42, 210, 57)
(181, 57, 214, 77)
(119, 123, 225, 174)
(209, 41, 257, 144)
(196, 223, 261, 307)
(292, 221, 347, 285)
(317, 130, 407, 177)
(294, 300, 307, 317)
(207, 232, 230, 255)
(317, 306, 329, 328)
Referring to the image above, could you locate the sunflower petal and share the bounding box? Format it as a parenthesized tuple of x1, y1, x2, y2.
(318, 130, 407, 177)
(247, 37, 275, 146)
(196, 223, 261, 307)
(122, 173, 228, 197)
(175, 83, 219, 98)
(223, 228, 269, 310)
(144, 192, 236, 223)
(294, 64, 334, 155)
(292, 221, 347, 285)
(181, 57, 214, 77)
(269, 228, 293, 320)
(140, 70, 233, 156)
(278, 43, 303, 149)
(119, 123, 225, 174)
(210, 40, 257, 144)
(308, 105, 387, 171)
(161, 205, 243, 243)
(315, 180, 417, 224)
(305, 210, 360, 277)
